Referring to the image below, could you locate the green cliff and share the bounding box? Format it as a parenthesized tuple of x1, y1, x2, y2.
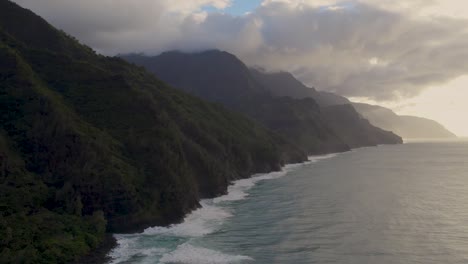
(122, 51, 402, 153)
(0, 1, 306, 262)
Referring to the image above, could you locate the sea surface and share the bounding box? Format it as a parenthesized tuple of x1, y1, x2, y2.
(109, 139, 468, 264)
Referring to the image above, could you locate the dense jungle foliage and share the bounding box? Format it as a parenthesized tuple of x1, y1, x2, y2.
(0, 1, 306, 262)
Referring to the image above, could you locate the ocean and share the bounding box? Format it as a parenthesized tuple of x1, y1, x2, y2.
(108, 139, 468, 264)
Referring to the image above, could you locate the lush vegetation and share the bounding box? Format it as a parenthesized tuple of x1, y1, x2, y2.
(123, 51, 402, 154)
(0, 0, 306, 262)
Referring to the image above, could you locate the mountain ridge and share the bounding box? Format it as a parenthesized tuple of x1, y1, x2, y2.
(250, 68, 350, 107)
(248, 67, 455, 139)
(352, 103, 457, 139)
(122, 51, 402, 152)
(0, 1, 306, 262)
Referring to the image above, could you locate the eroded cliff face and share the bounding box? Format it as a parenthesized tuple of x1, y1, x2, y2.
(0, 1, 307, 262)
(122, 51, 402, 153)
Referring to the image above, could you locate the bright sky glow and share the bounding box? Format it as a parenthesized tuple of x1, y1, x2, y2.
(392, 76, 468, 137)
(352, 75, 468, 137)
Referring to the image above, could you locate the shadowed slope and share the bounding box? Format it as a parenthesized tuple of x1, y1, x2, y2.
(123, 51, 402, 152)
(353, 103, 457, 139)
(0, 1, 306, 262)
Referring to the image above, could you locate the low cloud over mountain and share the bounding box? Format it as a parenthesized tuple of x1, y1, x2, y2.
(13, 0, 468, 100)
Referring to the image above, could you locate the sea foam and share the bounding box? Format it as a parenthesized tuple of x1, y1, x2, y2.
(143, 201, 232, 237)
(108, 235, 167, 264)
(159, 243, 253, 264)
(109, 153, 339, 264)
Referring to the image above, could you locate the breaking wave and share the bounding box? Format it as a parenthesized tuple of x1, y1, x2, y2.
(108, 153, 339, 264)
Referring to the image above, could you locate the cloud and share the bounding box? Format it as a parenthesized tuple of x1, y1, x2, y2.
(12, 0, 232, 53)
(12, 0, 468, 100)
(246, 1, 468, 100)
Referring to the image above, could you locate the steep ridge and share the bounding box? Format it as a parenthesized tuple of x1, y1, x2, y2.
(250, 68, 350, 106)
(352, 103, 457, 139)
(248, 68, 403, 146)
(123, 51, 351, 154)
(0, 1, 306, 262)
(249, 68, 456, 139)
(322, 104, 403, 148)
(123, 51, 402, 152)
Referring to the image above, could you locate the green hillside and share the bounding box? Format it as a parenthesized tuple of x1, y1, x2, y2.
(0, 1, 306, 262)
(122, 51, 402, 153)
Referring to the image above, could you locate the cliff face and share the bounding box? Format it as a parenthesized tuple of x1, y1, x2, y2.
(352, 103, 457, 139)
(123, 51, 351, 154)
(322, 105, 405, 148)
(123, 52, 402, 153)
(0, 1, 307, 262)
(249, 68, 454, 140)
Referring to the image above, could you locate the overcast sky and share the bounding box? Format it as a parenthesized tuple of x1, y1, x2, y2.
(12, 0, 468, 136)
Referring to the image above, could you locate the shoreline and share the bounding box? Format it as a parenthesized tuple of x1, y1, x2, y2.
(94, 143, 399, 263)
(102, 151, 343, 263)
(76, 234, 117, 264)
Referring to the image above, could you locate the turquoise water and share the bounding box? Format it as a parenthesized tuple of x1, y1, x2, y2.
(109, 140, 468, 264)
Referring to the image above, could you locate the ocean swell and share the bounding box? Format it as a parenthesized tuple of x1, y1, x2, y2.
(108, 154, 338, 264)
